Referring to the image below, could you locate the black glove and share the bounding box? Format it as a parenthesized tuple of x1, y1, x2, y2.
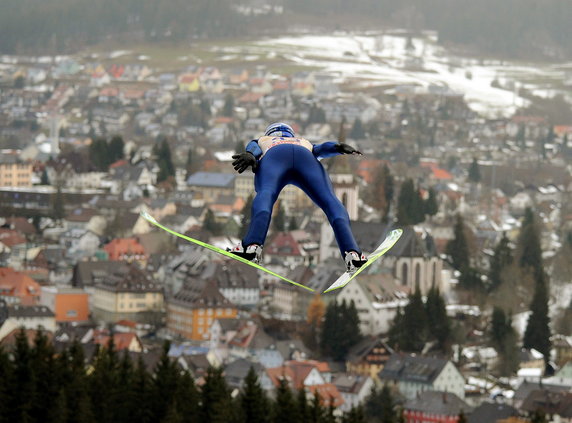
(336, 143, 363, 155)
(232, 152, 258, 173)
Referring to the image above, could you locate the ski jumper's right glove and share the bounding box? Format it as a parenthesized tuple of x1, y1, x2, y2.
(336, 143, 363, 155)
(232, 152, 258, 173)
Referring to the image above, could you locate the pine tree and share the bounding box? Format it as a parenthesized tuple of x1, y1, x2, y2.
(308, 391, 323, 423)
(467, 158, 481, 183)
(0, 344, 13, 421)
(396, 179, 424, 225)
(517, 208, 544, 283)
(489, 307, 519, 376)
(222, 93, 235, 117)
(424, 187, 439, 218)
(488, 232, 513, 291)
(342, 405, 367, 423)
(387, 306, 404, 350)
(425, 285, 452, 353)
(131, 355, 153, 423)
(321, 300, 363, 361)
(11, 329, 35, 422)
(349, 118, 366, 139)
(200, 366, 234, 423)
(89, 137, 110, 171)
(523, 277, 551, 361)
(240, 367, 269, 423)
(204, 209, 221, 235)
(399, 288, 427, 352)
(108, 135, 125, 163)
(88, 340, 121, 423)
(175, 371, 199, 423)
(154, 137, 176, 184)
(30, 330, 59, 422)
(296, 388, 310, 423)
(151, 342, 180, 421)
(364, 385, 397, 423)
(446, 214, 470, 272)
(273, 378, 299, 423)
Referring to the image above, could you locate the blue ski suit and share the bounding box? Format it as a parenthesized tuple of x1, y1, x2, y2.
(241, 135, 361, 258)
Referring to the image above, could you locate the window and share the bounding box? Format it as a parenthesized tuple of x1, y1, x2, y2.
(66, 310, 77, 318)
(415, 263, 421, 286)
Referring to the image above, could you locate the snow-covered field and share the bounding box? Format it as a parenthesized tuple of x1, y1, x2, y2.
(249, 31, 572, 119)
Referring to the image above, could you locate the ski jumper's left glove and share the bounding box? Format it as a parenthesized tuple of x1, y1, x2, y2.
(232, 152, 258, 173)
(336, 143, 363, 155)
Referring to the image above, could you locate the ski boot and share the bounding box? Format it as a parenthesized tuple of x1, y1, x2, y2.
(344, 251, 368, 273)
(228, 242, 263, 263)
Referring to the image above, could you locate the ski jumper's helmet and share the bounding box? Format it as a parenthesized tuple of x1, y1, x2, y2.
(264, 122, 295, 138)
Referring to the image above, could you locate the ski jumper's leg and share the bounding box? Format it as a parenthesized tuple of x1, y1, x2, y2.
(291, 147, 360, 258)
(242, 145, 290, 247)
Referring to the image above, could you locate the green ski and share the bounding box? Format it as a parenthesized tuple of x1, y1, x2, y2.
(323, 228, 403, 293)
(140, 211, 315, 292)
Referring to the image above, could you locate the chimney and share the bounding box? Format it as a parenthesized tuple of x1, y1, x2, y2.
(442, 392, 447, 403)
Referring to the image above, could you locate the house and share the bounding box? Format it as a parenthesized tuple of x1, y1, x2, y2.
(0, 160, 33, 187)
(334, 273, 409, 336)
(379, 354, 466, 400)
(333, 373, 375, 413)
(103, 238, 148, 263)
(345, 336, 394, 380)
(224, 357, 265, 390)
(178, 74, 201, 92)
(60, 228, 101, 257)
(468, 402, 519, 423)
(520, 390, 572, 423)
(0, 267, 41, 305)
(63, 208, 101, 231)
(91, 263, 163, 322)
(39, 286, 89, 323)
(226, 320, 282, 367)
(265, 232, 310, 268)
(0, 300, 56, 341)
(166, 279, 237, 341)
(403, 391, 471, 423)
(186, 172, 236, 203)
(93, 330, 144, 353)
(228, 68, 249, 85)
(263, 360, 344, 407)
(272, 280, 314, 320)
(512, 380, 570, 409)
(206, 261, 260, 307)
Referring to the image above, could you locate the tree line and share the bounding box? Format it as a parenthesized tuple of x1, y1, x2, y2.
(0, 329, 408, 423)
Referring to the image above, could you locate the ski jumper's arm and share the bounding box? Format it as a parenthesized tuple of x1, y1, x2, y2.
(312, 142, 361, 160)
(245, 140, 263, 159)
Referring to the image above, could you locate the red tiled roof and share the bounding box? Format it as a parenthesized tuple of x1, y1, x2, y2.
(0, 229, 26, 247)
(0, 267, 41, 305)
(104, 238, 147, 261)
(431, 167, 453, 180)
(265, 232, 303, 257)
(238, 92, 263, 103)
(307, 384, 345, 407)
(94, 331, 140, 351)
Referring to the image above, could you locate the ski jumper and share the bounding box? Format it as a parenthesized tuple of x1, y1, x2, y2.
(241, 135, 361, 258)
